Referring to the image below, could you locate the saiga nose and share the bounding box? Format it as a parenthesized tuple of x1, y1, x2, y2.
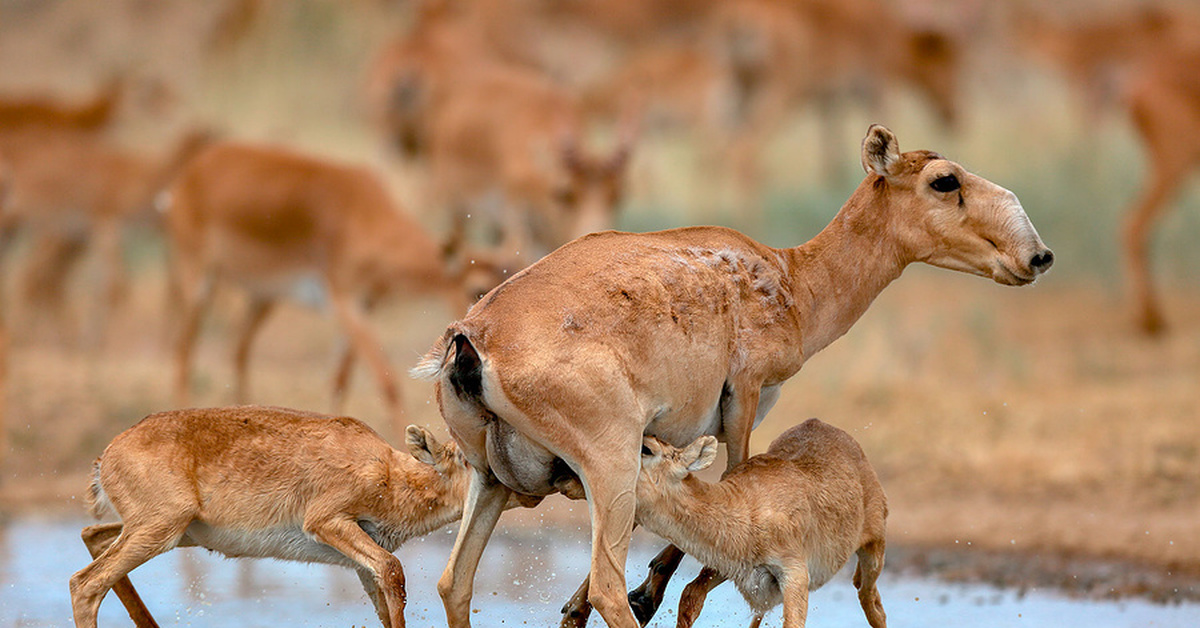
(1030, 249, 1054, 274)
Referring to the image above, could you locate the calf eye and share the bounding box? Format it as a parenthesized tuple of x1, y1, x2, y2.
(930, 174, 960, 193)
(641, 445, 653, 457)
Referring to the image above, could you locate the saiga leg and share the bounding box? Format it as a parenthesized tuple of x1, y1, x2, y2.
(438, 467, 512, 628)
(778, 562, 811, 628)
(563, 382, 765, 627)
(1122, 161, 1190, 335)
(232, 297, 276, 404)
(675, 566, 727, 628)
(853, 540, 887, 628)
(578, 450, 642, 628)
(329, 287, 403, 434)
(172, 263, 215, 409)
(70, 517, 190, 628)
(330, 291, 381, 414)
(79, 522, 160, 628)
(305, 514, 407, 628)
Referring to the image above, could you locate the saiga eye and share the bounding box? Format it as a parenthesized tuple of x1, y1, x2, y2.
(929, 174, 960, 193)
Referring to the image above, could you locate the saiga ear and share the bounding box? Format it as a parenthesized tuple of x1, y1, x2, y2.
(861, 124, 901, 177)
(683, 435, 719, 472)
(406, 425, 439, 466)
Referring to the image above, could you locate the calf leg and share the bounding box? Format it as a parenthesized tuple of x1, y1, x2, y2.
(778, 563, 810, 628)
(675, 566, 727, 628)
(628, 545, 686, 626)
(560, 541, 684, 628)
(306, 515, 407, 628)
(80, 523, 160, 628)
(70, 518, 190, 628)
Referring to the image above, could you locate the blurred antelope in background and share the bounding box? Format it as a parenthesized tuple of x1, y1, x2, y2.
(427, 65, 638, 262)
(0, 78, 121, 134)
(0, 126, 211, 344)
(637, 418, 887, 628)
(165, 142, 506, 437)
(1017, 3, 1200, 333)
(68, 405, 492, 628)
(416, 125, 1052, 628)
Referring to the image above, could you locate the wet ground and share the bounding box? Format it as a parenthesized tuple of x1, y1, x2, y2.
(4, 516, 1196, 627)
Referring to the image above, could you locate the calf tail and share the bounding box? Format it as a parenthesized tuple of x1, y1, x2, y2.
(86, 459, 116, 520)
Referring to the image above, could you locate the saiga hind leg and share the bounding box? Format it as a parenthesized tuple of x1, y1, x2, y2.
(79, 522, 160, 628)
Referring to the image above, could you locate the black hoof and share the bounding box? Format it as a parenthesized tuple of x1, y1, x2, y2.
(628, 589, 659, 626)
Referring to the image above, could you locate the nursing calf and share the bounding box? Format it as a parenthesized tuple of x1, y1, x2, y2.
(636, 418, 887, 628)
(68, 406, 483, 628)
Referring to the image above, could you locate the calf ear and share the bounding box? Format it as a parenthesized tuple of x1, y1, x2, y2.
(861, 124, 901, 177)
(406, 425, 439, 466)
(685, 435, 719, 472)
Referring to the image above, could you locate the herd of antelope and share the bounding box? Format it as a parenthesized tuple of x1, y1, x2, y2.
(0, 0, 1191, 626)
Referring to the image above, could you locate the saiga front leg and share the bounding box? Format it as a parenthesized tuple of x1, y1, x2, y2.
(439, 467, 512, 628)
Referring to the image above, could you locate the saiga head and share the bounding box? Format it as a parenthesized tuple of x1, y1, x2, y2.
(861, 124, 1053, 285)
(546, 118, 638, 247)
(638, 436, 719, 491)
(407, 425, 471, 489)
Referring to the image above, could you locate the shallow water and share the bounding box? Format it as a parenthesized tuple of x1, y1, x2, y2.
(3, 515, 1195, 627)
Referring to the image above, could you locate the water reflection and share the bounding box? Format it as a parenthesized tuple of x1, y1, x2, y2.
(2, 516, 1195, 628)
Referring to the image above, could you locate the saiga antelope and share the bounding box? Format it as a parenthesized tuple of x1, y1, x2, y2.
(415, 124, 1052, 628)
(67, 405, 498, 628)
(166, 142, 505, 437)
(637, 418, 887, 628)
(0, 78, 120, 133)
(427, 65, 638, 262)
(0, 127, 211, 344)
(1016, 6, 1200, 333)
(1123, 41, 1200, 334)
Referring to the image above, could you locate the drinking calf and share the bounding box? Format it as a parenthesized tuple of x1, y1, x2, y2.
(69, 405, 484, 628)
(636, 418, 888, 628)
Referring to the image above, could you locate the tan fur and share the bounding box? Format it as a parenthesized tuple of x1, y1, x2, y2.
(421, 126, 1051, 628)
(637, 418, 887, 628)
(68, 405, 482, 628)
(426, 63, 636, 261)
(0, 79, 120, 133)
(0, 127, 211, 342)
(166, 141, 504, 436)
(364, 0, 504, 160)
(367, 3, 637, 261)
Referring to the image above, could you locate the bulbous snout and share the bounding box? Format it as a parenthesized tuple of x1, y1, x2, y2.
(1029, 248, 1054, 275)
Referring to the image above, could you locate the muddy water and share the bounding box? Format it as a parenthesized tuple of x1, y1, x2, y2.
(3, 516, 1194, 627)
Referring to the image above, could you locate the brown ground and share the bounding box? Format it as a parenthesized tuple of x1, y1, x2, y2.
(2, 265, 1197, 604)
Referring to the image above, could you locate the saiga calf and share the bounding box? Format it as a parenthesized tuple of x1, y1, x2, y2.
(69, 405, 484, 628)
(637, 418, 887, 628)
